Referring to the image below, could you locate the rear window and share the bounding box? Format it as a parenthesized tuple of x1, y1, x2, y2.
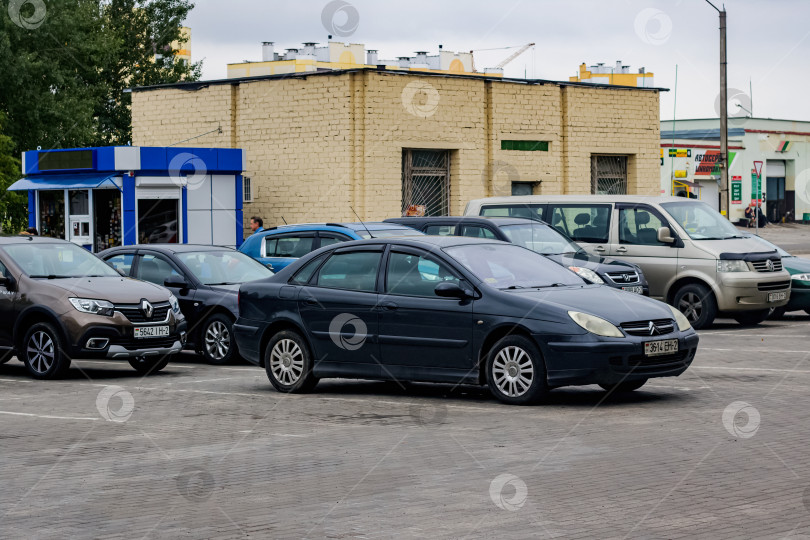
(355, 228, 424, 239)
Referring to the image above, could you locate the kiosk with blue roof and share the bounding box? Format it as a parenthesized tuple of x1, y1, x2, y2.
(9, 146, 245, 252)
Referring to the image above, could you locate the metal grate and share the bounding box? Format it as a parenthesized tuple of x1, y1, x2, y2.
(751, 259, 783, 272)
(402, 149, 450, 216)
(605, 270, 640, 285)
(243, 177, 253, 202)
(621, 318, 675, 337)
(591, 155, 628, 195)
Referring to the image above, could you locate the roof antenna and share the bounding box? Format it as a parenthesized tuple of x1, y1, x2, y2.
(281, 216, 288, 225)
(350, 206, 374, 238)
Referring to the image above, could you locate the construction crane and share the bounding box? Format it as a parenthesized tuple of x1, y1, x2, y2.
(494, 43, 535, 70)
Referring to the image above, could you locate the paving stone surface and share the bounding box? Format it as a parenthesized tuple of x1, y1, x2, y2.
(1, 316, 810, 538)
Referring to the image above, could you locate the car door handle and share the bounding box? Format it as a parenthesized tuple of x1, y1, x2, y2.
(379, 302, 398, 311)
(301, 298, 318, 306)
(594, 246, 606, 252)
(616, 247, 627, 253)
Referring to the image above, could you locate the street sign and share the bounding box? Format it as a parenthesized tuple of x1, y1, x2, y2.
(731, 176, 742, 204)
(753, 160, 763, 179)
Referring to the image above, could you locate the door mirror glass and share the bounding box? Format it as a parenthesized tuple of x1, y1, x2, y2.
(657, 226, 675, 244)
(434, 281, 469, 299)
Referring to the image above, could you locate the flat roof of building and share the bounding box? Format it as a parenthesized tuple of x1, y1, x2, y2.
(129, 67, 669, 93)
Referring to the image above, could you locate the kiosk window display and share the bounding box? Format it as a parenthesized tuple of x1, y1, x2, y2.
(9, 146, 245, 252)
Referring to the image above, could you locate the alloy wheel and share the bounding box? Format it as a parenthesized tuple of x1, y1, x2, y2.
(270, 339, 305, 385)
(678, 292, 703, 322)
(492, 346, 534, 398)
(27, 331, 55, 374)
(204, 321, 231, 361)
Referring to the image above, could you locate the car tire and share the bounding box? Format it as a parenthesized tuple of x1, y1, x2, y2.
(599, 379, 647, 393)
(128, 356, 171, 375)
(201, 314, 237, 365)
(22, 323, 71, 379)
(264, 330, 318, 393)
(672, 283, 717, 330)
(734, 309, 770, 326)
(767, 306, 787, 320)
(486, 335, 549, 405)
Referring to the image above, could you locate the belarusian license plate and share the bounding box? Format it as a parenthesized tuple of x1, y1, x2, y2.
(644, 339, 678, 357)
(768, 291, 787, 302)
(622, 286, 644, 294)
(134, 326, 170, 338)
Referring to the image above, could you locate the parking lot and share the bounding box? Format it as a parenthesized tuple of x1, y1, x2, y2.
(0, 314, 808, 539)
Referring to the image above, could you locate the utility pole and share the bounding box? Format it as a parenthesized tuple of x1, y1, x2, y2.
(707, 0, 729, 218)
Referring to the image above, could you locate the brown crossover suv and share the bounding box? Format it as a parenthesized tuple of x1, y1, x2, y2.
(0, 236, 187, 379)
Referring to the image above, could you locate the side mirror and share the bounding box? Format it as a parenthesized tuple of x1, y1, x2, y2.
(0, 276, 15, 291)
(657, 226, 675, 244)
(434, 281, 471, 299)
(164, 275, 192, 289)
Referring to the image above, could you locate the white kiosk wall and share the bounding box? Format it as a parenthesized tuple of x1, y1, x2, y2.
(186, 175, 237, 248)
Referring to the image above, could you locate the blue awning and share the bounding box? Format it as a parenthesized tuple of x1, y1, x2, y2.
(7, 172, 120, 191)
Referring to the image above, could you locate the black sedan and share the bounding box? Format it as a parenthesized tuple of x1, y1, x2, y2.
(385, 216, 649, 294)
(100, 244, 274, 364)
(233, 237, 698, 405)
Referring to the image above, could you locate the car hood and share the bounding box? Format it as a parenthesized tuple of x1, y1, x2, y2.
(784, 256, 810, 274)
(43, 276, 171, 303)
(545, 252, 634, 271)
(506, 285, 672, 324)
(690, 237, 779, 259)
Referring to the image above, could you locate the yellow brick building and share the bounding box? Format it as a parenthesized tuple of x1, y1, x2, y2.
(570, 61, 655, 88)
(131, 69, 663, 232)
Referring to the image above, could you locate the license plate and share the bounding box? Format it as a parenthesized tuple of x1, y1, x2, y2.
(134, 326, 170, 338)
(622, 286, 644, 294)
(768, 291, 787, 302)
(644, 339, 679, 357)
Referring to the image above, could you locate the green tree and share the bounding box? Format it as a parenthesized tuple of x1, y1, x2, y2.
(0, 113, 28, 233)
(0, 0, 201, 153)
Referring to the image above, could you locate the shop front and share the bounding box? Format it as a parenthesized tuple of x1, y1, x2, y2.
(9, 146, 245, 251)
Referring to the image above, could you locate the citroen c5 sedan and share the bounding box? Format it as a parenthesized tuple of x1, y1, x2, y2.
(233, 236, 699, 405)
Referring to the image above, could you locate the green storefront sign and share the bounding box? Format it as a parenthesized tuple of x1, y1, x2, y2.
(731, 178, 742, 203)
(751, 170, 762, 201)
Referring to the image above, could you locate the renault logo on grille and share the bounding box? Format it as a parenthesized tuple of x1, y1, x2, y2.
(766, 259, 774, 272)
(140, 300, 154, 319)
(648, 321, 661, 336)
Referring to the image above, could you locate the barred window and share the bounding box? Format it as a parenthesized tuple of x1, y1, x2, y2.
(401, 150, 450, 216)
(591, 155, 628, 195)
(243, 177, 253, 202)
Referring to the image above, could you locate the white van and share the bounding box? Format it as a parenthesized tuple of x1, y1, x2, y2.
(464, 195, 790, 329)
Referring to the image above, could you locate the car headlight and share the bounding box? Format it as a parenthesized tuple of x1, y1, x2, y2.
(168, 294, 182, 315)
(791, 273, 810, 282)
(568, 311, 623, 337)
(69, 298, 114, 317)
(717, 260, 748, 272)
(568, 266, 605, 284)
(668, 305, 692, 332)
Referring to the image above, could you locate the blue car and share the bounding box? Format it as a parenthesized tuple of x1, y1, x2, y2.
(238, 222, 424, 271)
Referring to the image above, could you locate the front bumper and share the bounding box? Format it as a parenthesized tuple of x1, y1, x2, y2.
(785, 285, 810, 312)
(716, 272, 791, 312)
(541, 332, 699, 387)
(70, 319, 188, 360)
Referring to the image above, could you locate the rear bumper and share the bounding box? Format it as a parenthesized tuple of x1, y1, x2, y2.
(233, 321, 263, 366)
(541, 332, 699, 387)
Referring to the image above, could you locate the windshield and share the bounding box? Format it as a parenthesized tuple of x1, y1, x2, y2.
(177, 250, 274, 285)
(660, 201, 742, 240)
(356, 228, 424, 239)
(500, 223, 581, 255)
(746, 235, 790, 257)
(4, 242, 119, 278)
(444, 243, 585, 289)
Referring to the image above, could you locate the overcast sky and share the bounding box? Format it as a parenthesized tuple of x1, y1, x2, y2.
(185, 0, 810, 122)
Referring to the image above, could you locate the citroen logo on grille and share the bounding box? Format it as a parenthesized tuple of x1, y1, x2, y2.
(766, 259, 774, 272)
(648, 321, 660, 336)
(140, 299, 154, 319)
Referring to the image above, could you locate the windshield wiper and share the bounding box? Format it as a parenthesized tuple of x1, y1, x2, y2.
(505, 285, 526, 289)
(207, 282, 238, 286)
(506, 283, 568, 290)
(30, 274, 72, 279)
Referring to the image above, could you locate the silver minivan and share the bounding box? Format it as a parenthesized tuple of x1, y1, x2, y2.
(464, 195, 791, 329)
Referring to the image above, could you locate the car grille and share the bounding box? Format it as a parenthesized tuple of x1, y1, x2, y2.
(115, 302, 171, 323)
(751, 259, 783, 272)
(605, 271, 640, 285)
(621, 318, 675, 337)
(112, 336, 178, 351)
(757, 281, 791, 292)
